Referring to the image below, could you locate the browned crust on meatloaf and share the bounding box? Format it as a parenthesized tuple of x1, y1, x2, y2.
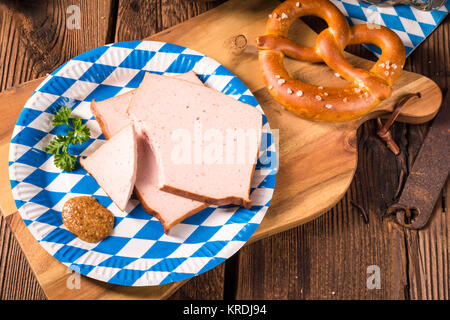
(90, 99, 112, 140)
(159, 185, 252, 209)
(134, 187, 208, 234)
(90, 91, 136, 140)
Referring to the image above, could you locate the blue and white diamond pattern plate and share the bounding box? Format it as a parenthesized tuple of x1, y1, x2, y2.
(8, 40, 277, 286)
(331, 0, 450, 57)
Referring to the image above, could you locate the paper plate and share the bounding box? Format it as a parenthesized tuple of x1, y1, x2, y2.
(8, 40, 277, 286)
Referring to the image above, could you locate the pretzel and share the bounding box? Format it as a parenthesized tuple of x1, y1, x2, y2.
(256, 0, 406, 122)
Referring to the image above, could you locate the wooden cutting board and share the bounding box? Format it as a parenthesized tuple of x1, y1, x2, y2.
(0, 0, 442, 299)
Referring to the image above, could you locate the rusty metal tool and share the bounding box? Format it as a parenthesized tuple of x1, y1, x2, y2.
(386, 92, 449, 229)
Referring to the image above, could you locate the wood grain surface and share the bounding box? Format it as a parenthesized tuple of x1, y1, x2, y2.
(0, 0, 448, 300)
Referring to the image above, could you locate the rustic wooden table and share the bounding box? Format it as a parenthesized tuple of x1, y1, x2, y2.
(0, 0, 448, 300)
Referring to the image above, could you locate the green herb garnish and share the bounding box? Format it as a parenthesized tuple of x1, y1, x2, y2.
(45, 106, 91, 171)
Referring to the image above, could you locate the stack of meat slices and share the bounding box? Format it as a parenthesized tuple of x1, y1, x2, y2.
(81, 71, 262, 233)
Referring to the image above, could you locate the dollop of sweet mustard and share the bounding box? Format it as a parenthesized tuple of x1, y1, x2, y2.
(62, 196, 114, 243)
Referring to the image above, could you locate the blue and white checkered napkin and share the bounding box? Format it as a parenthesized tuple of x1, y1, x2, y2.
(331, 0, 449, 56)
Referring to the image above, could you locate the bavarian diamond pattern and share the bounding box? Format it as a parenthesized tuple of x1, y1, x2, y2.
(9, 40, 277, 286)
(332, 0, 449, 57)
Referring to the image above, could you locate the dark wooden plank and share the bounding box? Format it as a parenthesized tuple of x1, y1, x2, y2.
(235, 183, 409, 299)
(115, 0, 225, 42)
(167, 265, 226, 300)
(405, 182, 449, 300)
(234, 16, 449, 300)
(402, 15, 449, 300)
(115, 0, 160, 42)
(0, 0, 115, 91)
(0, 0, 115, 300)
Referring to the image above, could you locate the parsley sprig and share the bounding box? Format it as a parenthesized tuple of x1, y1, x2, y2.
(45, 106, 90, 171)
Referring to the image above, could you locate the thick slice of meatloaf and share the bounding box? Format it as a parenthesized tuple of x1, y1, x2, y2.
(91, 71, 203, 139)
(127, 72, 262, 208)
(90, 71, 208, 232)
(80, 123, 137, 211)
